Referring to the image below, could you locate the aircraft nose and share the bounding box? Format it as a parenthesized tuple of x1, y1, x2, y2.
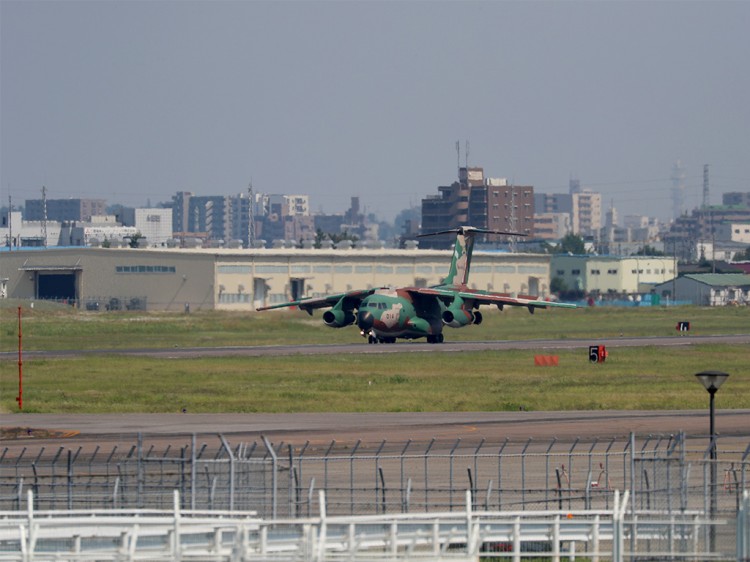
(357, 310, 374, 330)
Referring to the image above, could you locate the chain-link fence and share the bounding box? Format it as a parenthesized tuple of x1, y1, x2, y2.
(2, 432, 748, 521)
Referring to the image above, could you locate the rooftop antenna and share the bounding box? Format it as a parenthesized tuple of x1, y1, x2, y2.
(41, 185, 48, 248)
(455, 140, 460, 180)
(465, 140, 470, 170)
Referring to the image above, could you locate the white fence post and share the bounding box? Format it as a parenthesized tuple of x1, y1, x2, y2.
(739, 489, 749, 561)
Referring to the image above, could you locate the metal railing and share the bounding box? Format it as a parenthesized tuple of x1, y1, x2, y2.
(2, 489, 747, 561)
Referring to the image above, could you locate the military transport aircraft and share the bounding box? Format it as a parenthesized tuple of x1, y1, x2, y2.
(256, 226, 577, 343)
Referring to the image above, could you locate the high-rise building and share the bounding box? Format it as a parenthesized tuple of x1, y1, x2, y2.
(534, 213, 571, 240)
(25, 198, 106, 222)
(723, 192, 750, 207)
(421, 167, 534, 249)
(571, 190, 602, 237)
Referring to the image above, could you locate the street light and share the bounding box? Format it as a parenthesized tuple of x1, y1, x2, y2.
(695, 370, 729, 553)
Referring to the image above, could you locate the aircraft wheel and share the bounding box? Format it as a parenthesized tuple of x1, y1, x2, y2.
(437, 333, 444, 343)
(426, 335, 435, 344)
(368, 335, 376, 344)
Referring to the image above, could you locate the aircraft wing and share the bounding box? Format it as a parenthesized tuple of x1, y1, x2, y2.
(410, 287, 578, 310)
(256, 288, 380, 314)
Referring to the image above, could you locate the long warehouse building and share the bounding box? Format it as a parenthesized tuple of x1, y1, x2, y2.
(1, 247, 555, 312)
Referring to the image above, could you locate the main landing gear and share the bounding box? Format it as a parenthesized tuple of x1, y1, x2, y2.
(367, 334, 397, 344)
(362, 331, 444, 344)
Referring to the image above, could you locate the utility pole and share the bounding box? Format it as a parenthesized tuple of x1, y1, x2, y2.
(704, 165, 716, 273)
(41, 185, 48, 248)
(7, 196, 12, 250)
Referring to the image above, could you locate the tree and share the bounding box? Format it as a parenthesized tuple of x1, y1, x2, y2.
(550, 275, 584, 301)
(550, 276, 568, 294)
(634, 245, 665, 256)
(313, 228, 359, 249)
(554, 233, 586, 255)
(329, 230, 359, 245)
(313, 228, 327, 249)
(733, 246, 750, 261)
(127, 233, 144, 248)
(394, 206, 421, 232)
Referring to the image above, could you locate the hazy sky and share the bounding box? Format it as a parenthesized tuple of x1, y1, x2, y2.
(2, 1, 749, 222)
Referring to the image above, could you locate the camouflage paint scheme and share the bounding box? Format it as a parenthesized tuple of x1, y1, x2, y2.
(257, 226, 577, 344)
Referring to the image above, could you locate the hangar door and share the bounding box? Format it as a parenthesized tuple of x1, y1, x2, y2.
(21, 265, 81, 305)
(38, 274, 77, 301)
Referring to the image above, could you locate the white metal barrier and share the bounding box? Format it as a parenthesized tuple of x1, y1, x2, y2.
(0, 489, 738, 561)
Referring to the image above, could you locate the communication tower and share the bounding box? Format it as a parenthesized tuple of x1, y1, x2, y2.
(702, 164, 709, 209)
(670, 161, 686, 219)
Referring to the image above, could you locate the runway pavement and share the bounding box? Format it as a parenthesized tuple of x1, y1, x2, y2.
(4, 410, 749, 453)
(2, 333, 749, 359)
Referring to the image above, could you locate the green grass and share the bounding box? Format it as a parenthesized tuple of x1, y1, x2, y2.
(0, 302, 748, 414)
(1, 346, 747, 414)
(1, 300, 748, 351)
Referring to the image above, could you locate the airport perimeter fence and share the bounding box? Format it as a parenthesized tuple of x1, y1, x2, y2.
(2, 432, 748, 518)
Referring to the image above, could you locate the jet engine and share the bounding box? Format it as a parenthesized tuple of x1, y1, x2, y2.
(323, 308, 356, 328)
(442, 304, 479, 328)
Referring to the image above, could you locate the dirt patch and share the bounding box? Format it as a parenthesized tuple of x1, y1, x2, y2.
(1, 427, 80, 440)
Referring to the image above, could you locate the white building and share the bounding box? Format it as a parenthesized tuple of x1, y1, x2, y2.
(571, 190, 602, 237)
(551, 254, 677, 295)
(263, 194, 310, 217)
(1, 211, 63, 247)
(134, 208, 173, 245)
(60, 221, 138, 247)
(716, 222, 750, 244)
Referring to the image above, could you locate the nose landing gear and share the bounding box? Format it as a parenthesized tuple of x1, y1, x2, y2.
(363, 331, 397, 344)
(426, 333, 445, 344)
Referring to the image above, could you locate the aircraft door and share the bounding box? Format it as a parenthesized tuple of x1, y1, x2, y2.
(290, 278, 306, 301)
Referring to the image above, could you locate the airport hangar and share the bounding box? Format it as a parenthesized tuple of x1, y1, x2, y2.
(1, 246, 555, 313)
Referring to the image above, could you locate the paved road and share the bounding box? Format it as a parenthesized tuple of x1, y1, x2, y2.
(4, 410, 749, 453)
(2, 333, 749, 359)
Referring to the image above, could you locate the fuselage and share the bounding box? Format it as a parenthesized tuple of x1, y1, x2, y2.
(355, 288, 444, 342)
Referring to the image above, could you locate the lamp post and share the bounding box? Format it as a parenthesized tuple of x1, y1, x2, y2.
(695, 370, 729, 553)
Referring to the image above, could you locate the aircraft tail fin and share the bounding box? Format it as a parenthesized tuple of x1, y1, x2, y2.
(417, 226, 526, 287)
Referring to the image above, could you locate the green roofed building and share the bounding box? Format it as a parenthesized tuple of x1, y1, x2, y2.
(653, 273, 750, 306)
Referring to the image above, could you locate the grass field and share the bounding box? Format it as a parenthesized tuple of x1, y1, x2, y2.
(0, 301, 748, 414)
